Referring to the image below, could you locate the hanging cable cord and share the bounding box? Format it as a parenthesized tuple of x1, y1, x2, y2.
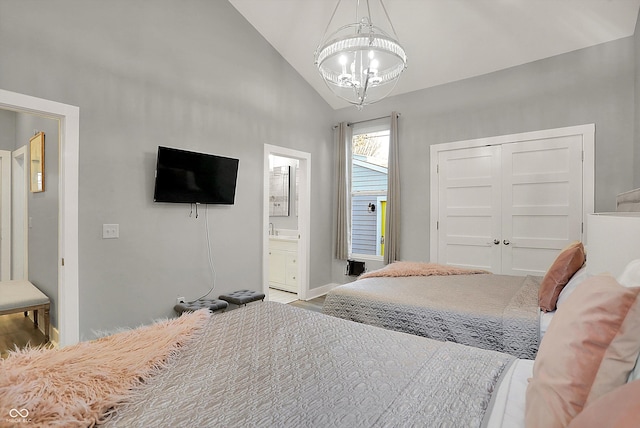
(188, 204, 217, 303)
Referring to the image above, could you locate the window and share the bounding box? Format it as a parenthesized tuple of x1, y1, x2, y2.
(351, 126, 389, 258)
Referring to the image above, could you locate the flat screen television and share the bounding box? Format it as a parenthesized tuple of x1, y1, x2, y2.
(153, 146, 239, 204)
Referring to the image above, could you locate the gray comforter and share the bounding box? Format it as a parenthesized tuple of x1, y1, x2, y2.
(323, 274, 541, 359)
(105, 302, 514, 427)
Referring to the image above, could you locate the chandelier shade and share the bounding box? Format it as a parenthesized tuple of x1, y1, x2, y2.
(314, 1, 407, 108)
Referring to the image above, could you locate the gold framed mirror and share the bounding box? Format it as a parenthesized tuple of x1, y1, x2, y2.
(30, 131, 45, 192)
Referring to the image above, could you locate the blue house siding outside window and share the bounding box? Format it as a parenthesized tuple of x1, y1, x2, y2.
(351, 154, 388, 256)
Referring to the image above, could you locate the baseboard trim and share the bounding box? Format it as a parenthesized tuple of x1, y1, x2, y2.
(50, 326, 60, 348)
(304, 283, 340, 300)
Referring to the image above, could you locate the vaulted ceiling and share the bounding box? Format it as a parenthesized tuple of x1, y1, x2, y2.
(229, 0, 640, 109)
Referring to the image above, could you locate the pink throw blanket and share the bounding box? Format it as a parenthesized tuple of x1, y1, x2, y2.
(0, 309, 210, 427)
(358, 261, 489, 280)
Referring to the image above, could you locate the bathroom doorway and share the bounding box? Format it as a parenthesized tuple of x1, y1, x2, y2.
(263, 145, 310, 303)
(0, 89, 80, 347)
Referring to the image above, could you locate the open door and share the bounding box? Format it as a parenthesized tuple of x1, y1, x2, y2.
(0, 150, 11, 281)
(12, 146, 28, 280)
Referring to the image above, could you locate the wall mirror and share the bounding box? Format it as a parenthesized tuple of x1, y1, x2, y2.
(269, 165, 290, 216)
(30, 131, 45, 192)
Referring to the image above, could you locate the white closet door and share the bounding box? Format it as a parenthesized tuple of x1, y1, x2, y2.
(437, 145, 502, 272)
(501, 136, 583, 275)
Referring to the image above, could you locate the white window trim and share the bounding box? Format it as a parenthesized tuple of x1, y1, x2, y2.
(350, 123, 390, 261)
(349, 253, 384, 262)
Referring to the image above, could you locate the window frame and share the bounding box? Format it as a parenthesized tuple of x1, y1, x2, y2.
(349, 120, 390, 261)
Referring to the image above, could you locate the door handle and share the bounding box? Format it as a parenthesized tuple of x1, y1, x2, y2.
(503, 240, 510, 245)
(493, 239, 500, 245)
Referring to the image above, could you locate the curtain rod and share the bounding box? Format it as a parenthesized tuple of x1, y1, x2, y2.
(333, 113, 400, 129)
(347, 114, 391, 126)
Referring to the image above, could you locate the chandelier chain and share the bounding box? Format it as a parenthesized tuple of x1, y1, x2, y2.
(379, 0, 399, 39)
(365, 0, 372, 25)
(321, 0, 343, 45)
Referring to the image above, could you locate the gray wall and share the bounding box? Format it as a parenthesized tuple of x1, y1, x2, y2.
(0, 0, 334, 339)
(332, 35, 637, 282)
(0, 110, 16, 150)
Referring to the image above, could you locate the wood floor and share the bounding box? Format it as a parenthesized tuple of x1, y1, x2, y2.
(269, 288, 326, 312)
(0, 312, 49, 359)
(288, 295, 325, 313)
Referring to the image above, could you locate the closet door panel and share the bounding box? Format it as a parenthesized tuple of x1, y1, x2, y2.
(437, 146, 502, 272)
(501, 135, 583, 275)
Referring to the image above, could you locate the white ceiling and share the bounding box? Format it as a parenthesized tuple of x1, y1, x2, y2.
(228, 0, 640, 110)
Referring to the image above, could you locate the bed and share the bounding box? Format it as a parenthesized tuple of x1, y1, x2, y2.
(2, 271, 640, 428)
(323, 270, 541, 359)
(106, 302, 516, 427)
(322, 243, 588, 361)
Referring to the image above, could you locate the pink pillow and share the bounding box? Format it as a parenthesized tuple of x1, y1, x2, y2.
(525, 275, 640, 427)
(538, 241, 585, 312)
(567, 380, 640, 428)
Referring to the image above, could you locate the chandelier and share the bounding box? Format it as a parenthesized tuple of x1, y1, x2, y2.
(314, 0, 407, 109)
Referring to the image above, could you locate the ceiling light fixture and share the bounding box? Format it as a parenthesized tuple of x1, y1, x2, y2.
(314, 0, 407, 109)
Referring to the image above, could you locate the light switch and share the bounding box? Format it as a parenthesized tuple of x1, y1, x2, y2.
(102, 224, 119, 239)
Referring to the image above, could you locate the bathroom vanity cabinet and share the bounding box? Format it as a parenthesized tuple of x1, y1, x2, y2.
(268, 238, 298, 293)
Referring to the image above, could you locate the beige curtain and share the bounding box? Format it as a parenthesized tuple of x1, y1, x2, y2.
(384, 112, 400, 264)
(335, 122, 352, 260)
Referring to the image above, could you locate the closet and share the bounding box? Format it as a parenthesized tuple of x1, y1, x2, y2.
(429, 124, 594, 276)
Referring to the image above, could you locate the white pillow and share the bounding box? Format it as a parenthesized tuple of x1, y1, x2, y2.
(556, 266, 589, 308)
(619, 259, 640, 382)
(539, 309, 555, 339)
(617, 259, 640, 288)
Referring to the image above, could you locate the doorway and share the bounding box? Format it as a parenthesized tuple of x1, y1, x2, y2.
(0, 89, 79, 346)
(263, 145, 310, 302)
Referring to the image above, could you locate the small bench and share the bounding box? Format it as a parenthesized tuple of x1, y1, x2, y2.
(0, 280, 50, 342)
(173, 299, 229, 316)
(219, 289, 265, 306)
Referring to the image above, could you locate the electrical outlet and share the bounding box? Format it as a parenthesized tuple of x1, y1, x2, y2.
(176, 296, 185, 304)
(102, 224, 119, 239)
